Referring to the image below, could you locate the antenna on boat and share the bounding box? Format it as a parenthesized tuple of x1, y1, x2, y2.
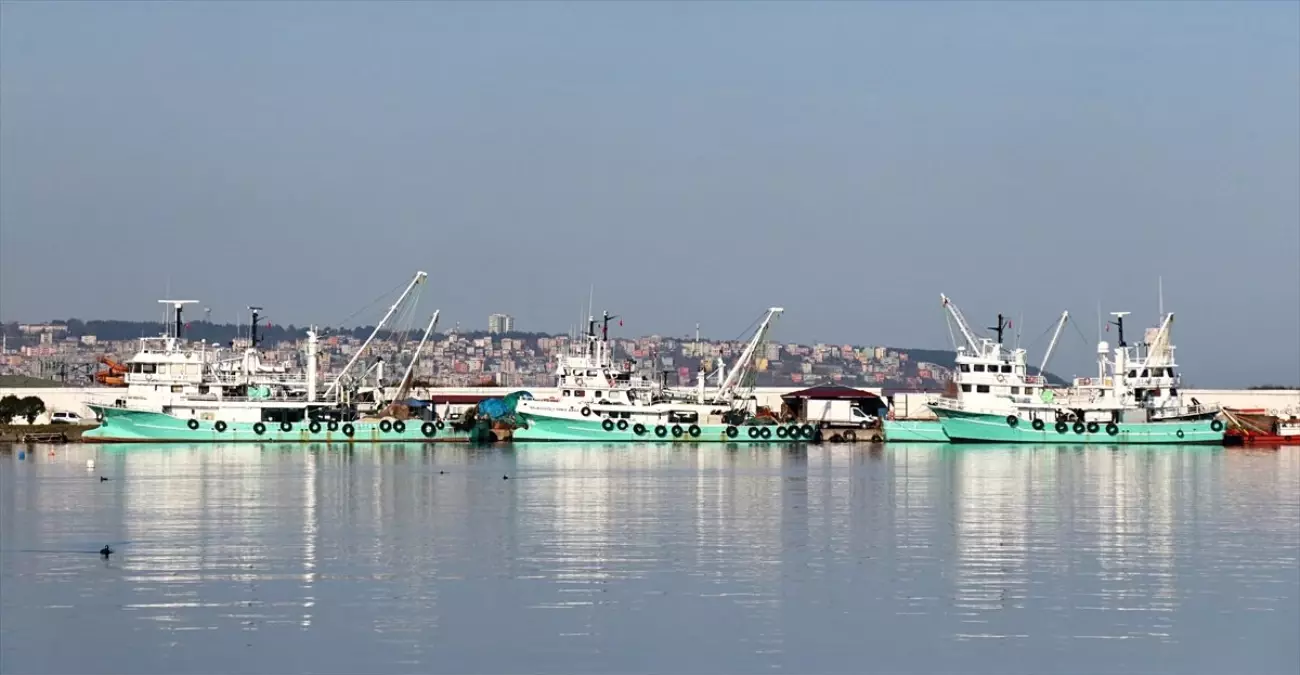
(601, 311, 618, 341)
(1109, 312, 1130, 347)
(249, 306, 263, 347)
(158, 300, 198, 339)
(987, 313, 1007, 346)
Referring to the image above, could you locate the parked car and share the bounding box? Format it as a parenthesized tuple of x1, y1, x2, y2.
(50, 411, 84, 424)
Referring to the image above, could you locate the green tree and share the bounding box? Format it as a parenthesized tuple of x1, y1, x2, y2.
(0, 394, 18, 425)
(18, 396, 45, 424)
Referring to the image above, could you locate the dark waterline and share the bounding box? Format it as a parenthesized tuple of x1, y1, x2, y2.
(2, 443, 1298, 675)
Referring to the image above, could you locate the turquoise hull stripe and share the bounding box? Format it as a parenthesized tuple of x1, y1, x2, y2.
(935, 409, 1223, 445)
(512, 414, 805, 443)
(82, 406, 472, 443)
(883, 420, 949, 443)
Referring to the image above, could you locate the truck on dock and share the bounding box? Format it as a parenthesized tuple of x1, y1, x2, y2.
(804, 398, 876, 428)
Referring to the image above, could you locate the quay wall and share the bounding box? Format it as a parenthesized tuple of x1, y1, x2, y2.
(0, 386, 1296, 425)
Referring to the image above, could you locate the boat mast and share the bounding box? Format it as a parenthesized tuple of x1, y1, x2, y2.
(987, 313, 1007, 346)
(306, 328, 319, 402)
(323, 271, 428, 399)
(715, 307, 784, 402)
(395, 310, 440, 399)
(940, 294, 981, 353)
(157, 300, 198, 340)
(1109, 312, 1129, 347)
(1039, 311, 1069, 375)
(1145, 313, 1175, 367)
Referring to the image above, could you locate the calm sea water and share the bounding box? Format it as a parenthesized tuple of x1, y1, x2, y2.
(2, 443, 1297, 675)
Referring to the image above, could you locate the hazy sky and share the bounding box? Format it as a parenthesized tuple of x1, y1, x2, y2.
(1, 1, 1297, 386)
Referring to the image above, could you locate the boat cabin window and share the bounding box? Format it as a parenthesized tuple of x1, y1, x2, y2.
(976, 385, 990, 393)
(961, 384, 972, 393)
(1141, 369, 1149, 377)
(667, 411, 699, 424)
(587, 370, 598, 377)
(1000, 365, 1013, 373)
(1011, 386, 1020, 395)
(261, 408, 307, 423)
(1168, 370, 1175, 378)
(1025, 387, 1034, 396)
(959, 364, 970, 372)
(563, 390, 571, 396)
(574, 390, 585, 398)
(973, 364, 986, 372)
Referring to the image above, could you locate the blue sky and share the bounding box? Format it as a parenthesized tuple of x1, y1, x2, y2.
(1, 1, 1296, 386)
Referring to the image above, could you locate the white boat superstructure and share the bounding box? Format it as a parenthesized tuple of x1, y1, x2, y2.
(1060, 311, 1218, 421)
(516, 307, 784, 427)
(928, 294, 1066, 417)
(101, 272, 438, 425)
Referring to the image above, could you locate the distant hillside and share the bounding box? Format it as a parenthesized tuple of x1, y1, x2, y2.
(1, 319, 548, 346)
(2, 319, 1067, 386)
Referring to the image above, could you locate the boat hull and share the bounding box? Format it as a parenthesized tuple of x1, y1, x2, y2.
(935, 408, 1224, 444)
(512, 413, 807, 443)
(882, 419, 949, 442)
(82, 406, 474, 443)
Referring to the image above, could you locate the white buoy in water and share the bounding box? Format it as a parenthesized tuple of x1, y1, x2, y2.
(86, 459, 95, 470)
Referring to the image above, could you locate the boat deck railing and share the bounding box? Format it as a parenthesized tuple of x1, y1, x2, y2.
(1149, 402, 1220, 419)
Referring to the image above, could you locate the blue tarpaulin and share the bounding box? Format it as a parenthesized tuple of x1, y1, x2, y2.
(475, 391, 534, 422)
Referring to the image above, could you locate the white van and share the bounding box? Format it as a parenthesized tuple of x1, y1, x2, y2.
(50, 411, 84, 424)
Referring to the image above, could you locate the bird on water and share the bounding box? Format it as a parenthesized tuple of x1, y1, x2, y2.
(100, 545, 113, 558)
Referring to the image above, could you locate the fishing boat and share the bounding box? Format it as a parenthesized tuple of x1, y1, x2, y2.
(931, 305, 1225, 444)
(83, 272, 472, 443)
(881, 294, 1069, 443)
(512, 307, 813, 442)
(1223, 407, 1300, 445)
